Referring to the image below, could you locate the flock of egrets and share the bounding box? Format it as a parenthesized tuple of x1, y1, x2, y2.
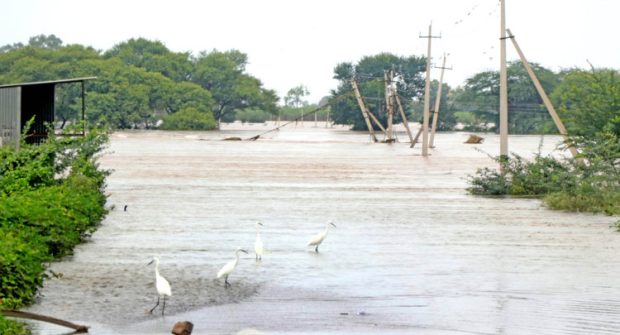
(147, 221, 337, 315)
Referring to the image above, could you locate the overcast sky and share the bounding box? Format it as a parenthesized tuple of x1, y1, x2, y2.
(2, 0, 619, 103)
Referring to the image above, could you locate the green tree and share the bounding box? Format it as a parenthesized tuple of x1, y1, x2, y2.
(284, 85, 310, 121)
(192, 49, 278, 126)
(0, 36, 273, 130)
(330, 53, 426, 130)
(284, 85, 310, 107)
(451, 61, 559, 134)
(553, 68, 620, 137)
(28, 34, 63, 49)
(105, 38, 193, 82)
(410, 80, 456, 131)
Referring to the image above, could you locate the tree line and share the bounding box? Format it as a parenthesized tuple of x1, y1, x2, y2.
(0, 34, 279, 130)
(329, 53, 619, 137)
(0, 34, 616, 137)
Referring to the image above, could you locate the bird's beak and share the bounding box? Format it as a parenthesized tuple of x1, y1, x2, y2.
(258, 222, 263, 226)
(330, 222, 337, 228)
(147, 260, 154, 265)
(241, 249, 248, 254)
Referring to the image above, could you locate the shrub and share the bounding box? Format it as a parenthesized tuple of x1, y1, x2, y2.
(0, 230, 49, 308)
(0, 130, 109, 333)
(0, 315, 30, 335)
(467, 146, 619, 216)
(160, 107, 216, 130)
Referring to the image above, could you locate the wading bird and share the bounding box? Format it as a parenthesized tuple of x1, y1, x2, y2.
(217, 248, 248, 287)
(307, 221, 336, 253)
(147, 256, 172, 315)
(255, 221, 264, 261)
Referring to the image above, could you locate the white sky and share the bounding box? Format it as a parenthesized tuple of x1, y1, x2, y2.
(2, 0, 619, 104)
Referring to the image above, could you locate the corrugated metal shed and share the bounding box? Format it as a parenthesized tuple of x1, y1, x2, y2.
(0, 87, 21, 148)
(0, 77, 96, 148)
(0, 77, 97, 89)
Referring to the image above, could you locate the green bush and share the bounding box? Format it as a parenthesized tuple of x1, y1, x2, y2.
(545, 188, 620, 215)
(0, 230, 49, 308)
(0, 177, 106, 257)
(0, 145, 56, 195)
(0, 315, 30, 335)
(467, 145, 619, 216)
(160, 107, 217, 130)
(467, 166, 510, 195)
(507, 154, 576, 195)
(0, 130, 109, 334)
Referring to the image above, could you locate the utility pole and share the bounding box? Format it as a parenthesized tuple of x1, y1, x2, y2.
(368, 106, 388, 134)
(506, 29, 579, 159)
(385, 71, 395, 142)
(499, 0, 509, 160)
(420, 23, 441, 156)
(325, 107, 330, 128)
(430, 54, 451, 148)
(351, 79, 379, 142)
(314, 108, 318, 127)
(395, 94, 415, 145)
(387, 71, 414, 144)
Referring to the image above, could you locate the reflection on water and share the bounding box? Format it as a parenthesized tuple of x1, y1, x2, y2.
(29, 125, 620, 334)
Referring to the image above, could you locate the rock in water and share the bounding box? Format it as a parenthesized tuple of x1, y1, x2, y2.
(171, 321, 194, 335)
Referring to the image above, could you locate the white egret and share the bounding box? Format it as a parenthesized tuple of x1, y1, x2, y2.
(217, 248, 248, 287)
(254, 221, 264, 261)
(307, 221, 336, 253)
(147, 256, 172, 315)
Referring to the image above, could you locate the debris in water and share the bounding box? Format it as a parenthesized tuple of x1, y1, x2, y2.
(464, 134, 484, 144)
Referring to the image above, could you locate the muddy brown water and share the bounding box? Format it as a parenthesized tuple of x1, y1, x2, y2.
(26, 125, 620, 335)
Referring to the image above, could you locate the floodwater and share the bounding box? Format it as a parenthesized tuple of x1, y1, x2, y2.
(26, 123, 620, 335)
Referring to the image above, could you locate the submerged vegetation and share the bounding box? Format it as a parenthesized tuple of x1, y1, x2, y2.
(0, 129, 109, 333)
(468, 69, 620, 221)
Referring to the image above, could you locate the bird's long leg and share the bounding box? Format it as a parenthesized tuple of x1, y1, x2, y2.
(149, 296, 160, 314)
(162, 296, 166, 316)
(256, 254, 258, 261)
(315, 245, 319, 253)
(225, 275, 230, 288)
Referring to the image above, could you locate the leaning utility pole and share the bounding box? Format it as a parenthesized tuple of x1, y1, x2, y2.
(430, 54, 451, 148)
(506, 29, 579, 159)
(395, 94, 415, 145)
(420, 24, 441, 156)
(499, 0, 509, 159)
(351, 79, 379, 142)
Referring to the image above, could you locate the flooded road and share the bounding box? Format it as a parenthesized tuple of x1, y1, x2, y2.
(28, 125, 620, 334)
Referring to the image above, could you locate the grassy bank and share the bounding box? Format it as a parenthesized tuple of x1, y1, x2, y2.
(0, 130, 109, 334)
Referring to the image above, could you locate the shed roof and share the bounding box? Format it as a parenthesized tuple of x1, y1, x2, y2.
(0, 77, 97, 89)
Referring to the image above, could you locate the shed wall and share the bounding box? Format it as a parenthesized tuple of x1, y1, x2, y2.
(0, 87, 21, 148)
